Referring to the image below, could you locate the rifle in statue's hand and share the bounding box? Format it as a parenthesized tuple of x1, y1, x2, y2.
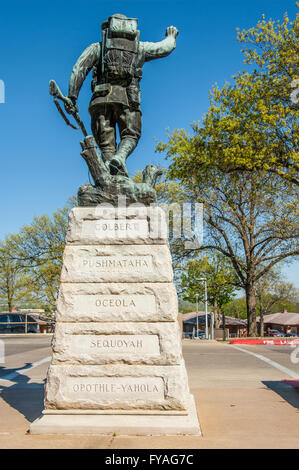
(49, 80, 87, 137)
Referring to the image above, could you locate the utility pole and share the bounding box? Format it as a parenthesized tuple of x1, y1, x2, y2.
(199, 278, 208, 339)
(222, 311, 226, 341)
(195, 293, 199, 339)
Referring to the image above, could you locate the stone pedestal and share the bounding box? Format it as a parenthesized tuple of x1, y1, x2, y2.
(30, 206, 200, 435)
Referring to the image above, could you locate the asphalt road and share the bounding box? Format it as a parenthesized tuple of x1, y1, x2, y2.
(0, 336, 298, 448)
(0, 335, 52, 362)
(186, 341, 299, 381)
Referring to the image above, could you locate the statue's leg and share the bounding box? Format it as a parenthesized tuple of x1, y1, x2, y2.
(90, 105, 117, 165)
(109, 108, 142, 176)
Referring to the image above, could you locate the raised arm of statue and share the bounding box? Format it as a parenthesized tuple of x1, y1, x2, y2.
(142, 26, 178, 62)
(68, 42, 101, 100)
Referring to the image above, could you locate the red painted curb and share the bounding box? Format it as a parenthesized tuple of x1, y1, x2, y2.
(230, 338, 299, 345)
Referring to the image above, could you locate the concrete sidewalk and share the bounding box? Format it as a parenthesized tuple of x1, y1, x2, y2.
(0, 339, 298, 448)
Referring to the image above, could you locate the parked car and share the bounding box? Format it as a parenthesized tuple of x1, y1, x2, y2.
(0, 313, 40, 333)
(193, 331, 206, 339)
(268, 329, 284, 337)
(285, 333, 297, 338)
(183, 332, 192, 339)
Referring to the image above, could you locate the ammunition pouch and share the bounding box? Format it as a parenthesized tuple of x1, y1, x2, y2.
(93, 83, 112, 97)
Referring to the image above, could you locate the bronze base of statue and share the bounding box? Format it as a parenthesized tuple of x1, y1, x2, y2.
(78, 136, 162, 206)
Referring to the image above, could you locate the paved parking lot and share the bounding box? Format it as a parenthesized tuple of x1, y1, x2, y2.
(0, 336, 298, 448)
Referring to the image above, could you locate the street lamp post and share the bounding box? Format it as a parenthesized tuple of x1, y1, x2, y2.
(195, 293, 199, 339)
(199, 278, 208, 339)
(211, 311, 214, 340)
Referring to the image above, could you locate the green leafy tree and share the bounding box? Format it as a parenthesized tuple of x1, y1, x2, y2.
(7, 197, 76, 310)
(270, 298, 299, 314)
(223, 297, 247, 320)
(234, 12, 299, 185)
(0, 237, 29, 311)
(178, 299, 204, 314)
(156, 11, 299, 336)
(156, 154, 298, 337)
(181, 253, 238, 327)
(157, 12, 298, 185)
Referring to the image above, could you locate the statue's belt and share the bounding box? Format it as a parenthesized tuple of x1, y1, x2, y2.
(90, 84, 140, 109)
(91, 83, 129, 106)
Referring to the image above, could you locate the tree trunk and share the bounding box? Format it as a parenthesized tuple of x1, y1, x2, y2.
(246, 282, 257, 336)
(222, 311, 226, 341)
(7, 290, 13, 312)
(214, 299, 221, 328)
(260, 311, 264, 337)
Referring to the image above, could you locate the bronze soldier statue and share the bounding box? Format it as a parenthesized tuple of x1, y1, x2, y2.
(64, 13, 179, 178)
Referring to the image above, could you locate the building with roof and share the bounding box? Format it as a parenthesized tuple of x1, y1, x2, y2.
(182, 311, 247, 338)
(257, 311, 299, 335)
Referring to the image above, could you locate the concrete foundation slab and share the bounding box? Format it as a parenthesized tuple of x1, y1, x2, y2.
(30, 395, 201, 436)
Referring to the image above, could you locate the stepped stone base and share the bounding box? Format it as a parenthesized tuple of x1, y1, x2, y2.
(30, 207, 200, 435)
(30, 396, 201, 436)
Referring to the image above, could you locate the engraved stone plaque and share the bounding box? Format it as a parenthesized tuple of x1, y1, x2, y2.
(52, 322, 182, 366)
(56, 283, 178, 322)
(81, 219, 149, 241)
(68, 377, 165, 401)
(81, 255, 153, 272)
(69, 334, 160, 356)
(65, 207, 168, 245)
(60, 245, 173, 283)
(76, 294, 156, 315)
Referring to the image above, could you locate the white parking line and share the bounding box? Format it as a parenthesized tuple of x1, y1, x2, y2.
(0, 356, 51, 382)
(230, 345, 299, 379)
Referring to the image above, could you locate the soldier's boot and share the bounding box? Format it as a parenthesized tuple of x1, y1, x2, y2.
(101, 149, 115, 171)
(109, 138, 137, 177)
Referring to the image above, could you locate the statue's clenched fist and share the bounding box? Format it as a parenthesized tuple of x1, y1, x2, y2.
(166, 26, 179, 38)
(64, 97, 79, 115)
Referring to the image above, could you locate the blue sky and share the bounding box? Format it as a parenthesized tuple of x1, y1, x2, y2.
(0, 0, 298, 286)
